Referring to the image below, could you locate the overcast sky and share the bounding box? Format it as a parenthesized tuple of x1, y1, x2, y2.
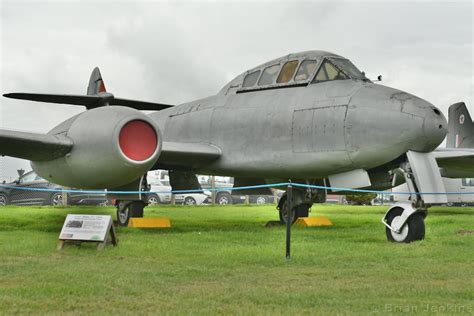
(0, 0, 472, 181)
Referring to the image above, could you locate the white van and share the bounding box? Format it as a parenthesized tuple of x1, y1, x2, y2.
(392, 177, 474, 206)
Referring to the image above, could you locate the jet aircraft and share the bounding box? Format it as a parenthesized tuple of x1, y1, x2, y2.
(2, 50, 473, 243)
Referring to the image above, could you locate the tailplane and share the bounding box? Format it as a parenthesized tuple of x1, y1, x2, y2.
(3, 67, 173, 111)
(446, 102, 474, 148)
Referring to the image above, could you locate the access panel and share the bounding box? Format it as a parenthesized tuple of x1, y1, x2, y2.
(292, 105, 347, 153)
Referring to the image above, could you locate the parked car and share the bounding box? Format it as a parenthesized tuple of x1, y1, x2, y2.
(0, 170, 108, 206)
(147, 179, 210, 205)
(370, 194, 394, 206)
(177, 190, 211, 205)
(199, 178, 234, 204)
(148, 173, 275, 205)
(199, 179, 278, 205)
(231, 194, 276, 205)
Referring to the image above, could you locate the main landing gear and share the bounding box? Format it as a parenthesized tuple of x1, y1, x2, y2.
(116, 200, 146, 226)
(277, 184, 324, 225)
(114, 175, 149, 226)
(278, 199, 309, 224)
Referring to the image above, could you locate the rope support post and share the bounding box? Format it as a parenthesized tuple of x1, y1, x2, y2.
(286, 181, 293, 259)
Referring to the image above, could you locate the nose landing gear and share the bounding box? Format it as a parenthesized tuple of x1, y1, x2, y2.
(382, 202, 426, 243)
(383, 158, 432, 243)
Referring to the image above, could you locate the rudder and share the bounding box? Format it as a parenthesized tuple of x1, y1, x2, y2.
(87, 67, 107, 95)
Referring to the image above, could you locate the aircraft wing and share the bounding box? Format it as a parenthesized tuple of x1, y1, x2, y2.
(158, 141, 222, 167)
(0, 129, 73, 161)
(0, 128, 221, 167)
(434, 148, 474, 178)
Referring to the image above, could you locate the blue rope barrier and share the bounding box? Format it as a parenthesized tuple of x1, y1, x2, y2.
(290, 183, 474, 195)
(0, 183, 288, 195)
(0, 182, 473, 195)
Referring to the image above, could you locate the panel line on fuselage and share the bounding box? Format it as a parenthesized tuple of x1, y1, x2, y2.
(236, 82, 309, 94)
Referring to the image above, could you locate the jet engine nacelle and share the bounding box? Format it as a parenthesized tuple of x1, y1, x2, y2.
(32, 106, 162, 189)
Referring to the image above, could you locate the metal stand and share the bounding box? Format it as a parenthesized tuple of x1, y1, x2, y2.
(286, 181, 293, 259)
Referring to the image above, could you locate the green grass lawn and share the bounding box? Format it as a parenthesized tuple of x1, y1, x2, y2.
(0, 204, 472, 315)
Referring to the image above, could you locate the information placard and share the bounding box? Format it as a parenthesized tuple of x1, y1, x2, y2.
(59, 214, 112, 242)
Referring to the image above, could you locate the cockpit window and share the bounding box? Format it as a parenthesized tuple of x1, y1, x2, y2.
(242, 70, 261, 88)
(277, 60, 299, 83)
(312, 59, 349, 83)
(258, 64, 280, 86)
(294, 60, 317, 82)
(329, 58, 366, 80)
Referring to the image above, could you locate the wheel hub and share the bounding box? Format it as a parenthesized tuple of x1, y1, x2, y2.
(118, 207, 129, 223)
(390, 215, 409, 242)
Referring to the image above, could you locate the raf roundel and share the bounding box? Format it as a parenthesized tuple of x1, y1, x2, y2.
(119, 120, 157, 161)
(459, 114, 465, 125)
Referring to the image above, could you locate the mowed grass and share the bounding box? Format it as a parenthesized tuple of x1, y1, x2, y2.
(0, 204, 472, 315)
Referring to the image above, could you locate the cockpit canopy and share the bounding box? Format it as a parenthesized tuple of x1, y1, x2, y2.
(238, 51, 367, 93)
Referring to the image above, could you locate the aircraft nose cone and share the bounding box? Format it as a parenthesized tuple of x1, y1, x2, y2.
(346, 84, 448, 167)
(402, 97, 447, 152)
(422, 105, 447, 150)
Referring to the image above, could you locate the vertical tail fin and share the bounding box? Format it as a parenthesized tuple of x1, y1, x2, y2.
(446, 102, 474, 148)
(87, 67, 107, 95)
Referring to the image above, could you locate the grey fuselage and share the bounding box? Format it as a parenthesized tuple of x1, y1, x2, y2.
(151, 51, 447, 181)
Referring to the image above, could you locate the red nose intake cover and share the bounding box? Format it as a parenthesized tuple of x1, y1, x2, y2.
(119, 120, 157, 161)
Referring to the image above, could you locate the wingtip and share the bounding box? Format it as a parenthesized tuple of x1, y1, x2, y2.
(2, 93, 20, 99)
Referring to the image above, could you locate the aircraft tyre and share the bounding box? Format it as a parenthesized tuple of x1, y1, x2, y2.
(278, 205, 297, 224)
(385, 207, 425, 243)
(278, 199, 309, 224)
(116, 200, 145, 226)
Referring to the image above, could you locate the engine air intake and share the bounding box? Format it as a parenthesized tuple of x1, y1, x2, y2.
(119, 120, 158, 161)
